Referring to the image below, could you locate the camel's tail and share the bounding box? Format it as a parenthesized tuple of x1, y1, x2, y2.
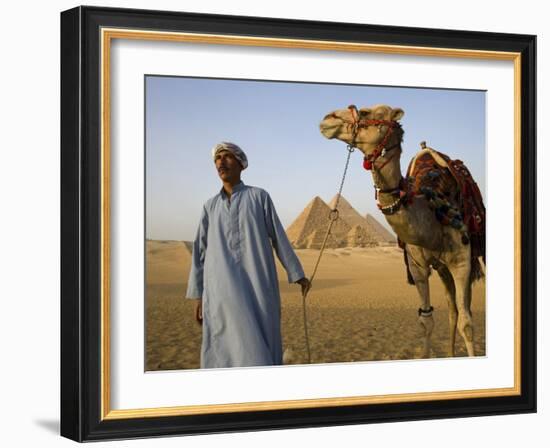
(469, 232, 486, 283)
(403, 249, 416, 285)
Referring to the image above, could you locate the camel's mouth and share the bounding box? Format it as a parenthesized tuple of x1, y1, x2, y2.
(319, 117, 342, 139)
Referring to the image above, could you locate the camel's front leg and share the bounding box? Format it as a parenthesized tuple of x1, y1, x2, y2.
(449, 261, 475, 356)
(407, 247, 434, 358)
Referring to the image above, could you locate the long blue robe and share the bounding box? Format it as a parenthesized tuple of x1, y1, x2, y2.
(186, 182, 305, 368)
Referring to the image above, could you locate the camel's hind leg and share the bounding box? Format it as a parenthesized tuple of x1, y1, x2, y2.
(406, 247, 434, 358)
(436, 265, 458, 357)
(448, 261, 475, 356)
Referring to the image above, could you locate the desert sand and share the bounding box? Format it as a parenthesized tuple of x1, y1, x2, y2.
(145, 240, 485, 371)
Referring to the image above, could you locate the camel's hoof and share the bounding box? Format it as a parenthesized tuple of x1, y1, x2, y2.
(417, 315, 434, 336)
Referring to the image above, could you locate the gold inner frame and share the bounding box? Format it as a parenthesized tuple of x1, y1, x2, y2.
(100, 28, 522, 421)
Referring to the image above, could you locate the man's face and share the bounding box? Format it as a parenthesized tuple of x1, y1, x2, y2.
(215, 150, 243, 183)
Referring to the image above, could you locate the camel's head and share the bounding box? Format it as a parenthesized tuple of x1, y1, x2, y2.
(319, 104, 404, 157)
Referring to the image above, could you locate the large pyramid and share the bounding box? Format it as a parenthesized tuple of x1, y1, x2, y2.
(304, 228, 343, 250)
(286, 196, 351, 249)
(328, 194, 369, 228)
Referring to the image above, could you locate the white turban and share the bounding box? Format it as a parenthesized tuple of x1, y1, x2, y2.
(211, 142, 248, 170)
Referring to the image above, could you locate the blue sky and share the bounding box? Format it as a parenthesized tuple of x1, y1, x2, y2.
(145, 76, 486, 241)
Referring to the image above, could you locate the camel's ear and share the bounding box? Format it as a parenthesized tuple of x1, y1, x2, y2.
(348, 104, 359, 121)
(391, 108, 404, 121)
(359, 108, 372, 119)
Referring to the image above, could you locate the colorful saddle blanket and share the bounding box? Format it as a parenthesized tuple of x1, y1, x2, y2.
(405, 147, 486, 266)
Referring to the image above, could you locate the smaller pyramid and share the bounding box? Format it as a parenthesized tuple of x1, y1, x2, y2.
(345, 225, 378, 248)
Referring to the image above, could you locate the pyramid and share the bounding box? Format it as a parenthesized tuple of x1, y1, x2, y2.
(345, 225, 378, 247)
(286, 196, 351, 249)
(328, 194, 387, 244)
(365, 214, 397, 243)
(305, 228, 343, 249)
(328, 194, 369, 228)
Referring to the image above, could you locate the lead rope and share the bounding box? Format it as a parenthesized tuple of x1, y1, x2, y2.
(301, 144, 355, 363)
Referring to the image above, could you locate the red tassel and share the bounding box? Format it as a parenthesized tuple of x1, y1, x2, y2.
(363, 159, 372, 170)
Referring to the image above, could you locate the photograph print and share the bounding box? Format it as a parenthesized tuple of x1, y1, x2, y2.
(145, 75, 486, 371)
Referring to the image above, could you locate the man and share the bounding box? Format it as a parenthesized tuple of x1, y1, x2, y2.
(186, 142, 311, 369)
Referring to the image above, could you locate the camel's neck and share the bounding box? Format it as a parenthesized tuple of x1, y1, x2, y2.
(370, 146, 404, 193)
(364, 144, 444, 249)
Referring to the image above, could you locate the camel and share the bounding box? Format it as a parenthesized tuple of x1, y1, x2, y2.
(319, 104, 485, 357)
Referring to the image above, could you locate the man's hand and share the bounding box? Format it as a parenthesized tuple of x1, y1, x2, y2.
(193, 299, 203, 325)
(296, 277, 311, 298)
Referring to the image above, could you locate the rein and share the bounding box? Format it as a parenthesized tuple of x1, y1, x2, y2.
(300, 144, 355, 364)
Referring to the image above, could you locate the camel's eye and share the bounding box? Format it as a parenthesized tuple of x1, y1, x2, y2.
(359, 108, 372, 119)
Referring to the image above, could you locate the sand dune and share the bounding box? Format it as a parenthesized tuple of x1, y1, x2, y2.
(145, 241, 485, 371)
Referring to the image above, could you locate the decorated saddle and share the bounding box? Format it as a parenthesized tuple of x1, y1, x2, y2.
(403, 143, 486, 280)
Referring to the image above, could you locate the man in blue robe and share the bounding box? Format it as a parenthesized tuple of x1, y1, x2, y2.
(186, 142, 310, 369)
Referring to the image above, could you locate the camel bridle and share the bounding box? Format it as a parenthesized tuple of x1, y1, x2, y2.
(342, 105, 402, 171)
(330, 105, 410, 216)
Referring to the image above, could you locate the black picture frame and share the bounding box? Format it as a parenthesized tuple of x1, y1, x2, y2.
(61, 5, 536, 442)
